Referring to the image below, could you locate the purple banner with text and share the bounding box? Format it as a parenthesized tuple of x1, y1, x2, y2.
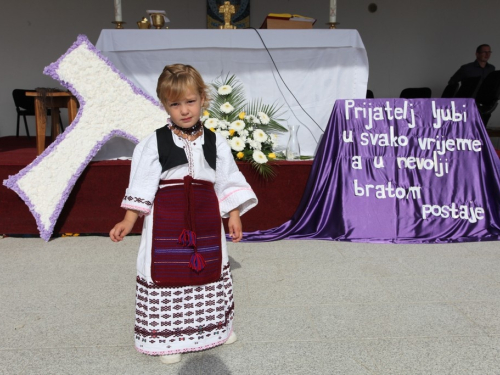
(244, 98, 500, 243)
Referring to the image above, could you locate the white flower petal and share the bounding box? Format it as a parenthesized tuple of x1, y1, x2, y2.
(257, 112, 270, 124)
(229, 120, 245, 131)
(253, 129, 268, 142)
(204, 118, 219, 128)
(229, 137, 245, 151)
(245, 114, 260, 124)
(218, 85, 233, 95)
(252, 150, 268, 164)
(248, 140, 262, 150)
(220, 102, 234, 114)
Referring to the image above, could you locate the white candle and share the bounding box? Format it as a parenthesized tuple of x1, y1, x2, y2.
(329, 0, 337, 23)
(114, 0, 122, 22)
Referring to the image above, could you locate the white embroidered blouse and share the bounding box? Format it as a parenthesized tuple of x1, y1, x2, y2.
(121, 129, 258, 218)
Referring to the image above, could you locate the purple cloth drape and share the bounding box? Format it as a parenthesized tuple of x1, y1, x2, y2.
(243, 98, 500, 243)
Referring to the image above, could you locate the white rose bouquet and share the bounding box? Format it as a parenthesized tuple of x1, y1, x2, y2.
(202, 74, 287, 179)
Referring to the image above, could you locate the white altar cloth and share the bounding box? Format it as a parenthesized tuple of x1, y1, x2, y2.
(94, 29, 368, 158)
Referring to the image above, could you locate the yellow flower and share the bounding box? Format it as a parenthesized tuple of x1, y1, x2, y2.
(238, 112, 246, 119)
(236, 152, 244, 159)
(203, 110, 209, 117)
(229, 129, 235, 136)
(210, 127, 216, 132)
(268, 152, 276, 159)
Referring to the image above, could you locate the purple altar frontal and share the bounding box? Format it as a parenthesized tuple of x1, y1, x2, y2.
(244, 98, 500, 243)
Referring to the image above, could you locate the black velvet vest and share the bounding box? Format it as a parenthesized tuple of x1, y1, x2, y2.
(156, 125, 217, 173)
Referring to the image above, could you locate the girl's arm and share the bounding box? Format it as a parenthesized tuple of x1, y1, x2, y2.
(109, 210, 139, 242)
(227, 208, 242, 242)
(214, 134, 258, 218)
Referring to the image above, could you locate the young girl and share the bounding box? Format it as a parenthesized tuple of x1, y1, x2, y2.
(110, 64, 257, 364)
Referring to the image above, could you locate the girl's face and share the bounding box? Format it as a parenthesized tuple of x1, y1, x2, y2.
(165, 88, 204, 128)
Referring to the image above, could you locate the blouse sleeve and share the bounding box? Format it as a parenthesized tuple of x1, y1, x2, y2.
(214, 133, 258, 218)
(121, 133, 161, 215)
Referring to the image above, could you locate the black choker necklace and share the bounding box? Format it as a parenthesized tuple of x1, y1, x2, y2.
(170, 121, 203, 136)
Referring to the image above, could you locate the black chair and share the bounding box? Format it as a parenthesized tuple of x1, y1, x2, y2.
(366, 89, 374, 98)
(441, 82, 459, 98)
(475, 71, 500, 126)
(12, 89, 64, 137)
(399, 87, 432, 99)
(12, 89, 36, 137)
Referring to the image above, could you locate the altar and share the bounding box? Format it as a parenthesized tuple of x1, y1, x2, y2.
(2, 31, 369, 240)
(95, 29, 369, 157)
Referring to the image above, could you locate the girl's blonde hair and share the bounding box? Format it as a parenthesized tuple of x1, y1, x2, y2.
(156, 64, 210, 111)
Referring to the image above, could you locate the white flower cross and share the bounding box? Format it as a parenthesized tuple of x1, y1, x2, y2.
(3, 35, 166, 241)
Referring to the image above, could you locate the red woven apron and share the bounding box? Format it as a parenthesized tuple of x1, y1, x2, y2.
(151, 176, 222, 287)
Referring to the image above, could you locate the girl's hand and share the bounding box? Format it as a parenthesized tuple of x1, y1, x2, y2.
(109, 220, 134, 242)
(228, 209, 242, 242)
(109, 210, 139, 242)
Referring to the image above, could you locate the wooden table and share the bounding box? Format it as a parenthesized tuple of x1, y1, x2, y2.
(26, 91, 78, 155)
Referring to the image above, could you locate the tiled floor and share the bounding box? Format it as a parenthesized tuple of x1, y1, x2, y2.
(1, 236, 499, 374)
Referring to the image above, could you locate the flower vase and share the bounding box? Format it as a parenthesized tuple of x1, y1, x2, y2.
(286, 124, 301, 161)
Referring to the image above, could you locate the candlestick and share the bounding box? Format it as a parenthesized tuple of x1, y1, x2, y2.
(112, 21, 126, 29)
(329, 0, 337, 23)
(114, 0, 122, 22)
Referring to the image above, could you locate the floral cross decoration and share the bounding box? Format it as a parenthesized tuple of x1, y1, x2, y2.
(3, 35, 166, 241)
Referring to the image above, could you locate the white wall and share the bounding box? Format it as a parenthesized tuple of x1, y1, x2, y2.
(1, 0, 499, 137)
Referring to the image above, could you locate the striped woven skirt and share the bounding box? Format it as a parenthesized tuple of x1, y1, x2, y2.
(134, 176, 233, 355)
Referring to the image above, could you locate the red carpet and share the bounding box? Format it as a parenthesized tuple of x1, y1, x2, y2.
(0, 136, 312, 236)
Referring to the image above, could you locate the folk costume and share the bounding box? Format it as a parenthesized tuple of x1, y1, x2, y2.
(121, 121, 257, 356)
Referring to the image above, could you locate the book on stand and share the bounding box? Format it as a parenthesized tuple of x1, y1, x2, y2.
(261, 13, 316, 29)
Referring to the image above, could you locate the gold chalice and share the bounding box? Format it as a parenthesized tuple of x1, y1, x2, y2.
(151, 13, 165, 29)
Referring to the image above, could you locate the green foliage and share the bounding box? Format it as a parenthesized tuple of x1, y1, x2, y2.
(250, 160, 277, 181)
(245, 99, 288, 133)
